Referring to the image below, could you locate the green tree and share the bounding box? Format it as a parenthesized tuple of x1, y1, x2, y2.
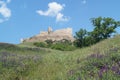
(74, 17, 120, 48)
(91, 17, 120, 42)
(74, 29, 87, 47)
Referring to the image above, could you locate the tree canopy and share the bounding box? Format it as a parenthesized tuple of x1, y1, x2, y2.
(74, 17, 120, 47)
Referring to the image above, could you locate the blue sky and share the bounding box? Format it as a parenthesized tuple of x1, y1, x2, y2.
(0, 0, 120, 44)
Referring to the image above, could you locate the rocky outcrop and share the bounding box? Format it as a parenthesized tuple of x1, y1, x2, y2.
(22, 27, 75, 43)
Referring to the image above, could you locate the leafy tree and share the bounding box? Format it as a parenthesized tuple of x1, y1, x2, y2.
(74, 17, 120, 48)
(74, 29, 88, 47)
(91, 17, 120, 42)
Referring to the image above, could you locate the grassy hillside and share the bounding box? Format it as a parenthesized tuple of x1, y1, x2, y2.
(0, 35, 120, 80)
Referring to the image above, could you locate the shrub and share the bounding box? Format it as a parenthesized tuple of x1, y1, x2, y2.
(51, 42, 76, 51)
(45, 39, 53, 47)
(34, 40, 76, 51)
(33, 42, 47, 48)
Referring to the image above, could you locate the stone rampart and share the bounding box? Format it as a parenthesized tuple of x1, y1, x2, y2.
(22, 27, 75, 43)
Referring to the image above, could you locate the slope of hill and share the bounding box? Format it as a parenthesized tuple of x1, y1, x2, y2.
(0, 35, 120, 80)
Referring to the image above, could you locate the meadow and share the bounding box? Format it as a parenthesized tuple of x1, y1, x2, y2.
(0, 35, 120, 80)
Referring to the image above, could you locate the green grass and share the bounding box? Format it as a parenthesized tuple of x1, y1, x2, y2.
(0, 35, 120, 80)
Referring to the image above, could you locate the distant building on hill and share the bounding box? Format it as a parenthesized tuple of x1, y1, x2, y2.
(22, 27, 75, 43)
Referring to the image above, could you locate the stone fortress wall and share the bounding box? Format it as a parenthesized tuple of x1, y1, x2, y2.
(22, 27, 75, 43)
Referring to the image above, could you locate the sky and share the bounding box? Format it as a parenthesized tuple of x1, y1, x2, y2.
(0, 0, 120, 44)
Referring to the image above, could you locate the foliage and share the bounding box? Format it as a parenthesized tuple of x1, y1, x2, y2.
(74, 29, 88, 47)
(33, 42, 47, 48)
(33, 39, 76, 51)
(51, 42, 76, 51)
(74, 17, 120, 47)
(45, 39, 53, 46)
(91, 17, 120, 42)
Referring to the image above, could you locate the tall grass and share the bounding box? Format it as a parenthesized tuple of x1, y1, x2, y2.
(0, 35, 120, 80)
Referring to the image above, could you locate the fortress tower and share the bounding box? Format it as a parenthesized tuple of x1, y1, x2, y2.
(48, 27, 53, 34)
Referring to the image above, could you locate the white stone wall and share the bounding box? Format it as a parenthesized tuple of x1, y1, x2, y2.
(23, 27, 75, 42)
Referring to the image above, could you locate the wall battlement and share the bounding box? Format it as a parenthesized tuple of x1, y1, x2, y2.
(22, 27, 75, 43)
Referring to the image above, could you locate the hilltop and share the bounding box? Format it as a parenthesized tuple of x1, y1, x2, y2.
(22, 27, 75, 43)
(0, 35, 120, 80)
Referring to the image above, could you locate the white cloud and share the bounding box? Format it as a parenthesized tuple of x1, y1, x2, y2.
(0, 4, 11, 18)
(81, 0, 87, 4)
(56, 13, 69, 22)
(0, 0, 11, 23)
(37, 2, 63, 16)
(36, 2, 69, 22)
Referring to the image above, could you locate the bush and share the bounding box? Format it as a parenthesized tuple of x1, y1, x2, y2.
(45, 39, 53, 47)
(33, 42, 47, 48)
(51, 42, 76, 51)
(45, 39, 53, 44)
(33, 40, 76, 51)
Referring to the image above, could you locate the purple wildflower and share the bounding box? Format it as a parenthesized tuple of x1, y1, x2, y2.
(88, 53, 104, 59)
(111, 64, 120, 75)
(111, 65, 119, 73)
(117, 70, 120, 75)
(98, 69, 103, 78)
(98, 65, 108, 78)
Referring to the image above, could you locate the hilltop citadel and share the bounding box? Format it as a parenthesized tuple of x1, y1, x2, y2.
(22, 27, 75, 42)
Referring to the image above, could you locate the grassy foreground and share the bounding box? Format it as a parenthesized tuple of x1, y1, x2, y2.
(0, 35, 120, 80)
